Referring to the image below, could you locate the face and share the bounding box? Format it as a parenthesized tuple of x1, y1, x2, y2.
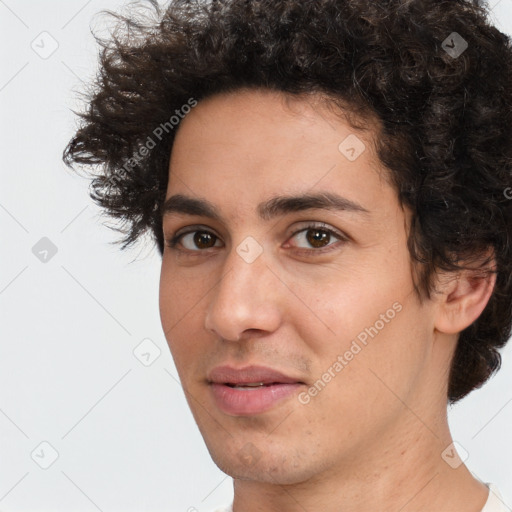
(159, 88, 441, 485)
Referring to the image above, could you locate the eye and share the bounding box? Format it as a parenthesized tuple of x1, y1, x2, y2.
(166, 227, 223, 251)
(285, 223, 346, 253)
(165, 222, 347, 254)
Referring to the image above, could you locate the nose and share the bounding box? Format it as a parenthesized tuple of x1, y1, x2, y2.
(204, 244, 283, 342)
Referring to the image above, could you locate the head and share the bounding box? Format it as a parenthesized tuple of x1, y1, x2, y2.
(64, 0, 512, 484)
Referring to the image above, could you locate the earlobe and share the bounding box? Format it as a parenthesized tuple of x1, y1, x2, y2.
(434, 264, 497, 335)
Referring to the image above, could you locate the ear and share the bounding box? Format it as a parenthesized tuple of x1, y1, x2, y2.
(434, 255, 497, 335)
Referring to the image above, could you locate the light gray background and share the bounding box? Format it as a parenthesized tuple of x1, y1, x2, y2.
(1, 1, 511, 510)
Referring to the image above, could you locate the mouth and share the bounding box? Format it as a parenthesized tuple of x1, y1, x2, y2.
(224, 382, 274, 389)
(207, 365, 306, 415)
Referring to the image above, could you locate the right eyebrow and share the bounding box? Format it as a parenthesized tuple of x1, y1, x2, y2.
(162, 194, 224, 222)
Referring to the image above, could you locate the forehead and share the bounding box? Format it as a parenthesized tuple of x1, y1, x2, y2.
(165, 88, 395, 219)
(174, 87, 378, 144)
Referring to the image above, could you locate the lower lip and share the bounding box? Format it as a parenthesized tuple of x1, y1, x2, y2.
(210, 383, 303, 415)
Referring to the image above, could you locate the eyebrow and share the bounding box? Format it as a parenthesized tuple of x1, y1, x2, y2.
(161, 192, 370, 223)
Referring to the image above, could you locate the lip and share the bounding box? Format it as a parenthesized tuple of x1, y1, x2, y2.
(208, 365, 304, 386)
(207, 365, 306, 416)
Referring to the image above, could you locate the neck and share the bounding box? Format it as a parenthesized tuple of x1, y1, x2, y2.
(231, 408, 489, 512)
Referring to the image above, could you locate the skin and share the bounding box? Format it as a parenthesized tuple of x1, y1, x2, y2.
(158, 88, 496, 512)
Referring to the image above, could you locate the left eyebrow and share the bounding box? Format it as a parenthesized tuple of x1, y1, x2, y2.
(161, 192, 370, 222)
(257, 192, 370, 221)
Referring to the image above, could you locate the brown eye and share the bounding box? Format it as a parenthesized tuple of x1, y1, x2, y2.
(306, 228, 331, 248)
(193, 231, 217, 249)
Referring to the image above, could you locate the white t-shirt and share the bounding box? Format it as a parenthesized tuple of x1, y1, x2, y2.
(209, 483, 508, 512)
(484, 484, 509, 512)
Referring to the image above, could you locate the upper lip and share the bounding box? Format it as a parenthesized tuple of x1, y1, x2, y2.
(207, 365, 305, 385)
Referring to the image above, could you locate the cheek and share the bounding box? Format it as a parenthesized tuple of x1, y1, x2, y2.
(289, 258, 427, 405)
(158, 261, 207, 364)
(159, 254, 208, 322)
(311, 297, 430, 422)
(288, 267, 407, 358)
(282, 235, 413, 354)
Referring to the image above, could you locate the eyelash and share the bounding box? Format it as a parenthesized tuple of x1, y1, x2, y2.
(165, 223, 347, 255)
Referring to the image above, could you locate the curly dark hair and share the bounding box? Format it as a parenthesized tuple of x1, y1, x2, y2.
(63, 0, 512, 403)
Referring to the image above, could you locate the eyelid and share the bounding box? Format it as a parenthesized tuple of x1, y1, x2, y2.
(288, 221, 346, 240)
(171, 223, 221, 239)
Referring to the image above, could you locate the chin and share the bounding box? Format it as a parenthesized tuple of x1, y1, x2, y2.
(207, 443, 319, 485)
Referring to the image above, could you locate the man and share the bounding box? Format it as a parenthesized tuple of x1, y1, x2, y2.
(64, 0, 512, 510)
